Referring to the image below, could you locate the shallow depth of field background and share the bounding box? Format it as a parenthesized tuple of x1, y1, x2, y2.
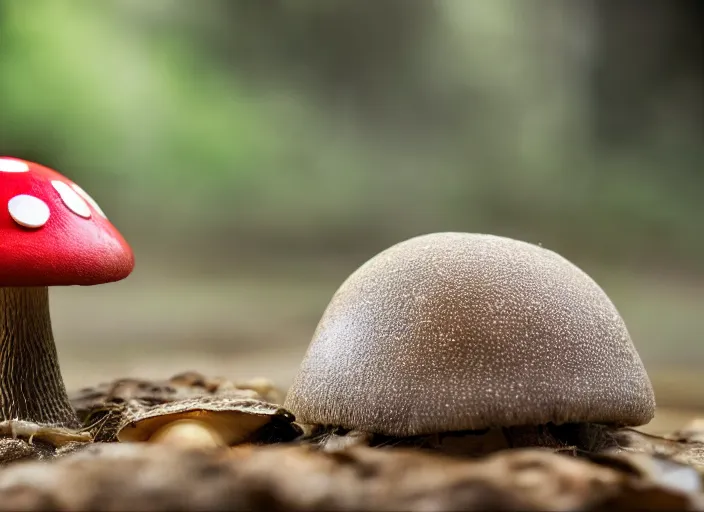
(1, 1, 702, 431)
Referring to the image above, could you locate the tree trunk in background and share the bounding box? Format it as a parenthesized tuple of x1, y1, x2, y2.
(591, 0, 703, 149)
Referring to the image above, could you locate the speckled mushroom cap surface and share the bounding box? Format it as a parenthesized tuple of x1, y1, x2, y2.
(284, 232, 656, 437)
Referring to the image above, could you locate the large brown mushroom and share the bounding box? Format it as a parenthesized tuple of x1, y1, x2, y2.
(284, 232, 656, 452)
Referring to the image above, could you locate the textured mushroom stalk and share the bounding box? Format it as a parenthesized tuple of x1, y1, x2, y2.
(0, 287, 80, 429)
(149, 419, 227, 448)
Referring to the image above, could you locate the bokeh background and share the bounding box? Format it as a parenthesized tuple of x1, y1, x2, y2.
(1, 0, 702, 431)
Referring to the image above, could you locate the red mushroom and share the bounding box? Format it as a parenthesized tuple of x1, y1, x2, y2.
(0, 156, 134, 447)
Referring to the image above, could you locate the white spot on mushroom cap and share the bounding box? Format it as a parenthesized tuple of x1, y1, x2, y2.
(0, 159, 29, 173)
(51, 180, 91, 219)
(71, 183, 107, 219)
(8, 195, 50, 228)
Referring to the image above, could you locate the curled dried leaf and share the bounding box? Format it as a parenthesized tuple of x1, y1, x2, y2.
(70, 372, 290, 442)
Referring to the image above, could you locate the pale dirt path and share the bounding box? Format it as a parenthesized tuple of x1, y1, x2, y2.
(61, 345, 308, 393)
(50, 266, 702, 436)
(60, 345, 702, 437)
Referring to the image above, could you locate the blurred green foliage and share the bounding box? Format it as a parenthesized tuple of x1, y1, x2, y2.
(1, 1, 702, 406)
(0, 0, 701, 271)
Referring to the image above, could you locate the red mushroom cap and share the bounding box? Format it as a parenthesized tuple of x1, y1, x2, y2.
(0, 157, 135, 286)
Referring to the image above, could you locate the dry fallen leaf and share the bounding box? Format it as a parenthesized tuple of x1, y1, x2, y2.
(70, 372, 292, 443)
(668, 419, 704, 445)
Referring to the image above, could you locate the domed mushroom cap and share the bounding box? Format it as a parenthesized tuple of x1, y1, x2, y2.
(0, 157, 133, 286)
(284, 232, 656, 437)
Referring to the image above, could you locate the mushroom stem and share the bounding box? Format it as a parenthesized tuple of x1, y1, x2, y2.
(0, 287, 80, 429)
(148, 419, 227, 448)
